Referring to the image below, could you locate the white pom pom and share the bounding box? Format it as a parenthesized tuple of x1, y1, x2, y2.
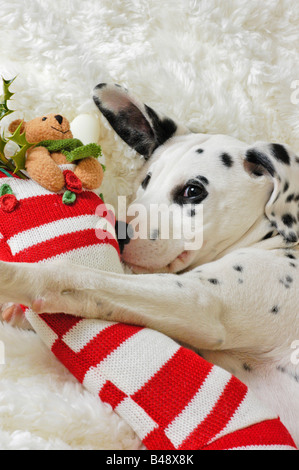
(70, 114, 101, 145)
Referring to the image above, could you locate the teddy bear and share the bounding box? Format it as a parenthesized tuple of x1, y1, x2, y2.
(8, 113, 104, 193)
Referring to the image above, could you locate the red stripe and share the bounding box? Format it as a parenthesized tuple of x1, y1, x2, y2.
(100, 380, 128, 410)
(202, 418, 297, 450)
(39, 313, 82, 337)
(0, 238, 13, 262)
(95, 204, 116, 227)
(13, 228, 120, 262)
(2, 192, 112, 239)
(143, 428, 176, 450)
(179, 375, 248, 450)
(51, 323, 143, 384)
(132, 348, 213, 429)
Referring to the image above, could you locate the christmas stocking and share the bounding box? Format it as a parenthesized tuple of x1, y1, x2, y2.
(0, 168, 296, 450)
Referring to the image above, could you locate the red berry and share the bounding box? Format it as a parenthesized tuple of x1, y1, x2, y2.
(0, 194, 19, 213)
(63, 170, 83, 194)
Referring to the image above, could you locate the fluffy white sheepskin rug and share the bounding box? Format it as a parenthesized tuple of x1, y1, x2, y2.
(0, 0, 299, 450)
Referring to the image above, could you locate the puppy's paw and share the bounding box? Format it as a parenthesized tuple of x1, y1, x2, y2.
(1, 303, 33, 330)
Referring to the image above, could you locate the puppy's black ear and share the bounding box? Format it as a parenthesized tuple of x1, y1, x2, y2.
(93, 84, 187, 160)
(244, 142, 299, 245)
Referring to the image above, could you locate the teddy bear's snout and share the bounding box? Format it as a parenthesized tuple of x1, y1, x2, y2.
(54, 115, 63, 125)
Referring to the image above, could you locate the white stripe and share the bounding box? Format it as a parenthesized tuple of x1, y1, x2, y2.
(38, 243, 123, 272)
(116, 398, 158, 441)
(229, 445, 296, 451)
(83, 328, 180, 396)
(62, 320, 117, 353)
(25, 309, 58, 349)
(95, 218, 117, 240)
(8, 215, 115, 255)
(209, 389, 276, 445)
(82, 367, 106, 397)
(165, 366, 232, 448)
(1, 177, 53, 199)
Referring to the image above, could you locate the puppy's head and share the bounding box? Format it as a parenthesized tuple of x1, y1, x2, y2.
(94, 84, 299, 273)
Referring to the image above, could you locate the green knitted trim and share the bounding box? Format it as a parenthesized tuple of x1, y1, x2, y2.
(38, 138, 83, 153)
(62, 190, 77, 205)
(64, 143, 102, 162)
(0, 183, 13, 196)
(37, 139, 102, 163)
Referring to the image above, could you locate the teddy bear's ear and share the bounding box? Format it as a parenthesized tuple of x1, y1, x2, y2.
(8, 119, 26, 134)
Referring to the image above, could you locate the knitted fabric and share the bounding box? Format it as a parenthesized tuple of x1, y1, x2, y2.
(0, 168, 296, 450)
(37, 139, 102, 162)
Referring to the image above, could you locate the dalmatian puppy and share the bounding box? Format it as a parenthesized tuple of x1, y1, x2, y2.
(0, 84, 299, 444)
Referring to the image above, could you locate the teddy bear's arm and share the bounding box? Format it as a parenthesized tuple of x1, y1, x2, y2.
(51, 152, 68, 165)
(26, 146, 65, 193)
(74, 157, 104, 190)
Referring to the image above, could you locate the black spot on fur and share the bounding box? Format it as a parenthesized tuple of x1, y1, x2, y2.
(285, 232, 298, 244)
(141, 173, 151, 190)
(283, 181, 290, 193)
(245, 149, 276, 177)
(277, 366, 299, 383)
(196, 175, 209, 186)
(176, 281, 183, 288)
(271, 143, 290, 165)
(286, 193, 295, 203)
(271, 306, 280, 314)
(196, 149, 204, 154)
(243, 363, 252, 372)
(220, 153, 234, 168)
(208, 278, 220, 285)
(285, 252, 296, 260)
(233, 265, 243, 272)
(144, 105, 177, 149)
(262, 231, 274, 240)
(282, 213, 297, 228)
(94, 83, 107, 90)
(280, 275, 293, 288)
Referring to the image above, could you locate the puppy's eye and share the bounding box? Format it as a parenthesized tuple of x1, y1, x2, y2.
(42, 117, 47, 121)
(183, 185, 203, 199)
(141, 173, 151, 190)
(174, 182, 208, 205)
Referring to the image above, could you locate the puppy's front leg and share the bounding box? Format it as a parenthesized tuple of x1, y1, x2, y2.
(0, 261, 224, 349)
(30, 268, 225, 351)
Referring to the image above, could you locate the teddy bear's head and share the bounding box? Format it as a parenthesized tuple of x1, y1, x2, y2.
(8, 113, 73, 143)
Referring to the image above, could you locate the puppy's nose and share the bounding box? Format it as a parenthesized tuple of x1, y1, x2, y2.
(115, 221, 134, 254)
(54, 115, 63, 125)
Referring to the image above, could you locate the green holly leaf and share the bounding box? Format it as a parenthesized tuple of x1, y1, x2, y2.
(0, 77, 16, 120)
(0, 132, 7, 156)
(8, 121, 33, 172)
(10, 146, 29, 172)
